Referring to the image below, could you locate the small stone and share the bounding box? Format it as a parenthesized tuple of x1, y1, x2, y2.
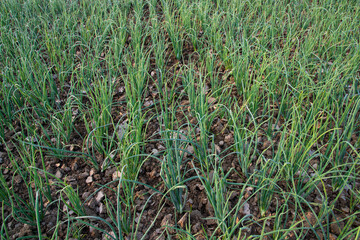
(341, 207, 349, 213)
(243, 202, 251, 215)
(157, 144, 165, 150)
(89, 225, 97, 234)
(82, 192, 91, 200)
(304, 211, 317, 227)
(99, 203, 104, 214)
(224, 134, 233, 143)
(102, 231, 115, 240)
(96, 191, 105, 202)
(208, 171, 214, 182)
(186, 146, 194, 154)
(206, 218, 217, 225)
(14, 175, 22, 184)
(151, 149, 159, 155)
(144, 100, 153, 107)
(214, 144, 221, 154)
(87, 198, 97, 209)
(195, 183, 205, 190)
(71, 163, 78, 171)
(66, 176, 76, 182)
(207, 97, 216, 104)
(90, 169, 95, 176)
(79, 172, 89, 178)
(192, 222, 201, 232)
(86, 176, 93, 184)
(219, 141, 224, 146)
(112, 171, 122, 181)
(314, 196, 322, 204)
(272, 124, 280, 131)
(161, 214, 172, 227)
(118, 122, 128, 139)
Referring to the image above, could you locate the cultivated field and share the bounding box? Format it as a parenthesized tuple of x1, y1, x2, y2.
(0, 0, 359, 239)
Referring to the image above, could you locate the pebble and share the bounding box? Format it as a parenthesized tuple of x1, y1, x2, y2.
(144, 100, 153, 107)
(112, 171, 122, 181)
(224, 134, 233, 143)
(86, 176, 93, 184)
(214, 144, 221, 154)
(341, 207, 350, 213)
(82, 192, 90, 199)
(89, 226, 96, 234)
(14, 175, 22, 184)
(99, 203, 104, 214)
(66, 176, 76, 182)
(79, 172, 89, 178)
(87, 198, 97, 209)
(243, 202, 251, 215)
(55, 170, 62, 179)
(157, 144, 165, 150)
(96, 191, 105, 202)
(102, 232, 115, 240)
(186, 146, 194, 154)
(207, 97, 216, 104)
(192, 222, 201, 233)
(71, 163, 78, 171)
(161, 214, 173, 227)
